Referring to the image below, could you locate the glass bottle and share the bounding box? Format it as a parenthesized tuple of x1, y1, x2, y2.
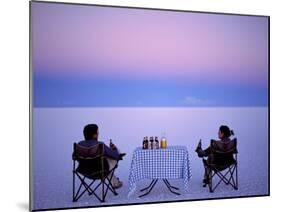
(160, 133, 167, 149)
(142, 137, 146, 149)
(155, 136, 159, 149)
(149, 136, 154, 149)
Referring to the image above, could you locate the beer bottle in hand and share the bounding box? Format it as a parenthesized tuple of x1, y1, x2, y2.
(110, 139, 117, 151)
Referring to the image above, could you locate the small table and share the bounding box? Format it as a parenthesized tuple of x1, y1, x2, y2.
(128, 146, 191, 197)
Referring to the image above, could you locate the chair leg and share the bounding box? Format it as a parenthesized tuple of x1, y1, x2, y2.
(225, 165, 238, 190)
(88, 174, 117, 203)
(73, 173, 100, 202)
(226, 167, 233, 185)
(72, 161, 76, 202)
(102, 179, 105, 202)
(105, 167, 119, 196)
(235, 154, 238, 190)
(106, 177, 118, 195)
(235, 164, 238, 190)
(73, 164, 120, 203)
(76, 174, 94, 194)
(213, 168, 233, 191)
(207, 164, 239, 193)
(90, 178, 114, 203)
(225, 166, 235, 185)
(226, 167, 231, 185)
(89, 181, 103, 202)
(208, 170, 213, 193)
(73, 177, 84, 202)
(72, 171, 75, 202)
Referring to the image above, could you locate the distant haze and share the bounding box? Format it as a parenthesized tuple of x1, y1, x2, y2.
(32, 2, 269, 107)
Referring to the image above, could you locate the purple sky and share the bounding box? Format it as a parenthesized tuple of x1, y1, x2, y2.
(31, 2, 269, 107)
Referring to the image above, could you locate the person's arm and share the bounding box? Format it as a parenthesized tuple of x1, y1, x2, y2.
(197, 146, 210, 157)
(102, 143, 120, 160)
(203, 146, 211, 155)
(202, 139, 217, 156)
(195, 139, 211, 158)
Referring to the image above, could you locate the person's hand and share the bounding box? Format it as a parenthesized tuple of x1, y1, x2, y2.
(118, 153, 126, 160)
(110, 140, 117, 151)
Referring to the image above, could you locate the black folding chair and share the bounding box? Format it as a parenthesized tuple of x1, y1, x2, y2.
(72, 143, 119, 202)
(205, 138, 238, 193)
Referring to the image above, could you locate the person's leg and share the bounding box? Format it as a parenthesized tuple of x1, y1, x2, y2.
(202, 159, 210, 186)
(197, 147, 211, 158)
(106, 158, 122, 188)
(108, 144, 124, 188)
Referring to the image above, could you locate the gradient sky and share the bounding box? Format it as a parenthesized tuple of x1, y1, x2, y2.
(32, 2, 269, 107)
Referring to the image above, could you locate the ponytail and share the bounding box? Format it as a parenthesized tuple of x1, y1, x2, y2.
(219, 125, 234, 138)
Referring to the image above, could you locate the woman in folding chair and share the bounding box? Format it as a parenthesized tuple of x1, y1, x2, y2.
(195, 125, 238, 192)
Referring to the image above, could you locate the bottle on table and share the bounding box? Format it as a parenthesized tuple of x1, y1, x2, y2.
(149, 136, 154, 149)
(143, 136, 148, 149)
(155, 136, 159, 149)
(160, 135, 167, 149)
(142, 137, 147, 149)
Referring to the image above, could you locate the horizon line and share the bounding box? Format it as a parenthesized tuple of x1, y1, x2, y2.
(33, 106, 268, 109)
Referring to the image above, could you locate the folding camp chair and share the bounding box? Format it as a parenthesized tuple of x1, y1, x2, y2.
(205, 138, 238, 193)
(72, 143, 119, 202)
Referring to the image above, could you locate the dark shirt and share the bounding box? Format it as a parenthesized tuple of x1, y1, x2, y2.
(197, 138, 235, 166)
(78, 139, 120, 160)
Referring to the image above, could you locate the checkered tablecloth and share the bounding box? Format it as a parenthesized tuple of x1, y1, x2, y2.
(128, 146, 191, 197)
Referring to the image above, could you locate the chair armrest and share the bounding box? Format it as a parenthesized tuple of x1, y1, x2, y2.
(118, 153, 126, 160)
(103, 153, 126, 161)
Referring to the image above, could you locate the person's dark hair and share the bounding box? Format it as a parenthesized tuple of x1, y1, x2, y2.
(219, 125, 234, 138)
(83, 124, 98, 140)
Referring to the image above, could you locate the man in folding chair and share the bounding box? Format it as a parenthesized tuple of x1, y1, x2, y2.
(72, 124, 125, 202)
(195, 125, 238, 192)
(78, 124, 125, 189)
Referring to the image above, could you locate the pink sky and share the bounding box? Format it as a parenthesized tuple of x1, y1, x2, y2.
(32, 2, 268, 86)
